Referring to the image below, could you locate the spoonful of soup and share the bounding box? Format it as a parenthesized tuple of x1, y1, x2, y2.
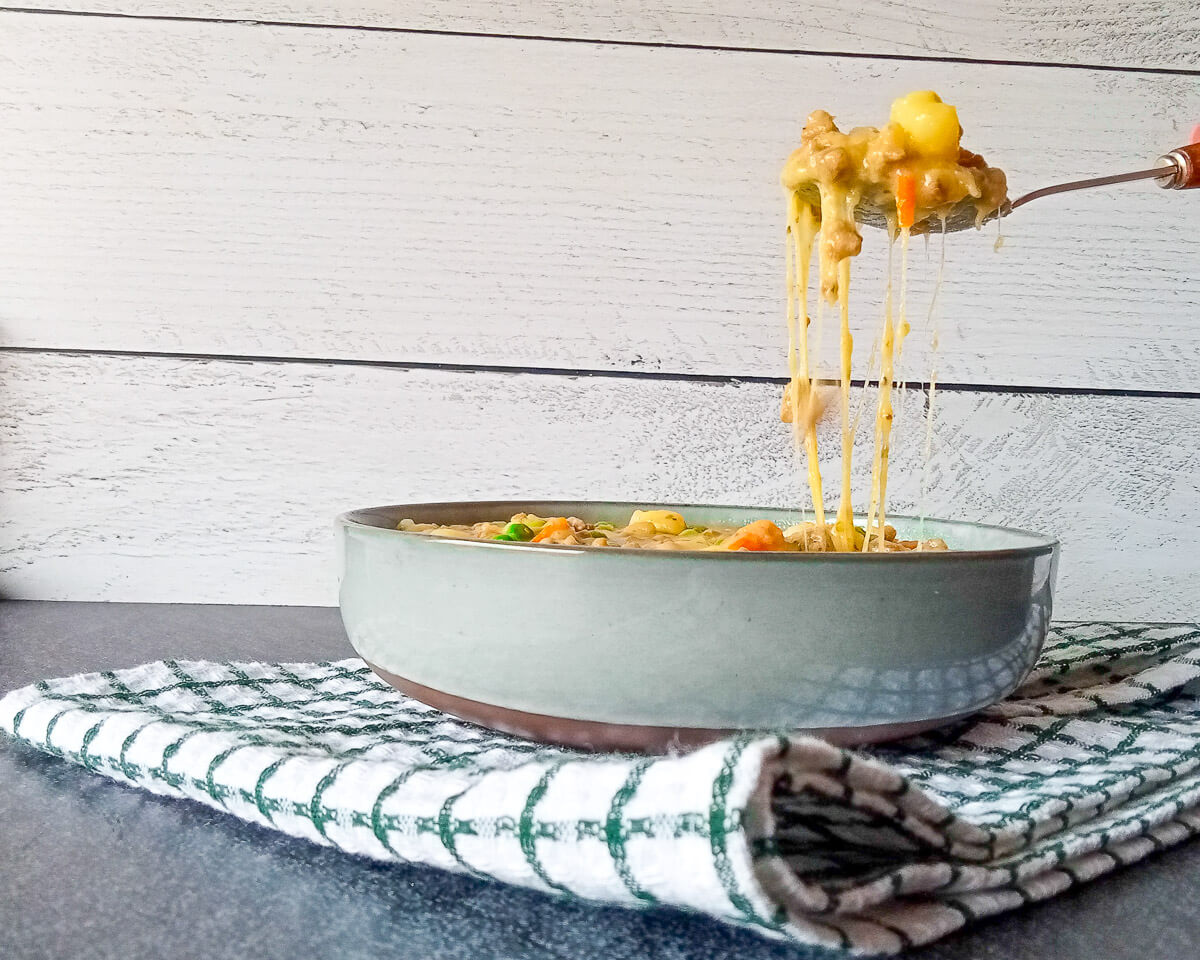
(783, 90, 1198, 253)
(782, 91, 1008, 297)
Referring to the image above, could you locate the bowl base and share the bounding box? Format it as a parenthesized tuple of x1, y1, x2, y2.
(365, 661, 970, 754)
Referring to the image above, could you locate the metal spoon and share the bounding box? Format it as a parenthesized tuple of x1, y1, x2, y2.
(859, 141, 1200, 233)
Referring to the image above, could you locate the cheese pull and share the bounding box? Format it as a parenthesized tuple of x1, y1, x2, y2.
(1159, 142, 1200, 190)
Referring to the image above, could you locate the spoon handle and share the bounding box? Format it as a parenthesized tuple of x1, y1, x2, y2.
(1008, 164, 1176, 212)
(1158, 143, 1200, 190)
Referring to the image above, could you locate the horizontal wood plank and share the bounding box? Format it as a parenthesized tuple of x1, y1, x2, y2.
(2, 15, 1197, 391)
(1, 351, 1195, 619)
(19, 1, 1200, 71)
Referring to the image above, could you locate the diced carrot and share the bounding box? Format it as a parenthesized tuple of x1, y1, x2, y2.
(725, 519, 787, 552)
(895, 173, 916, 229)
(531, 517, 571, 543)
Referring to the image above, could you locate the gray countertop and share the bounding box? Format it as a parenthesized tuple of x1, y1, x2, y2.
(2, 600, 1198, 960)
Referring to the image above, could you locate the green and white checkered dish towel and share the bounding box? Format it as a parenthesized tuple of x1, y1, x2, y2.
(4, 622, 1200, 955)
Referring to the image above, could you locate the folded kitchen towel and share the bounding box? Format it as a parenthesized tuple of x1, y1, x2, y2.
(4, 622, 1200, 955)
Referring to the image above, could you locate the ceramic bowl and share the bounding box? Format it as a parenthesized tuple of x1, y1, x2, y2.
(337, 501, 1058, 752)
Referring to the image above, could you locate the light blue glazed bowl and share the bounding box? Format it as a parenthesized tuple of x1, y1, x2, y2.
(338, 501, 1058, 752)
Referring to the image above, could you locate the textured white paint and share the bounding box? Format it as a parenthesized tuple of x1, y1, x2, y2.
(1, 14, 1198, 389)
(23, 1, 1200, 70)
(1, 352, 1194, 619)
(2, 7, 1195, 614)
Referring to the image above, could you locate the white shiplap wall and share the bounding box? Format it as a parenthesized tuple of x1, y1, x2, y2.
(20, 1, 1200, 69)
(1, 3, 1198, 614)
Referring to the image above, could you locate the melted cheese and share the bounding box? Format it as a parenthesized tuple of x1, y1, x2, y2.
(862, 227, 907, 551)
(833, 258, 856, 551)
(917, 222, 948, 547)
(779, 91, 1006, 551)
(784, 198, 827, 531)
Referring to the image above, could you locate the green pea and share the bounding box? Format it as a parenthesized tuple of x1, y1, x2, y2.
(493, 533, 516, 541)
(503, 522, 534, 541)
(680, 527, 703, 536)
(594, 521, 615, 531)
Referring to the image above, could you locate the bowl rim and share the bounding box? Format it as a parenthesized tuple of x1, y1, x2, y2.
(337, 500, 1059, 563)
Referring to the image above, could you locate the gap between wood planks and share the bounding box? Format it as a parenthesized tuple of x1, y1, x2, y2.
(2, 5, 1198, 78)
(4, 346, 1197, 401)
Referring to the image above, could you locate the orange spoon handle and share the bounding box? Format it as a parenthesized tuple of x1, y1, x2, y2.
(1159, 142, 1200, 190)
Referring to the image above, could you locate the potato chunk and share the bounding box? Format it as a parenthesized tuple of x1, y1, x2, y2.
(629, 510, 687, 535)
(889, 90, 961, 159)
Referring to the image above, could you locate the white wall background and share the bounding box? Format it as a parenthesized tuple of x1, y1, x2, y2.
(1, 2, 1197, 616)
